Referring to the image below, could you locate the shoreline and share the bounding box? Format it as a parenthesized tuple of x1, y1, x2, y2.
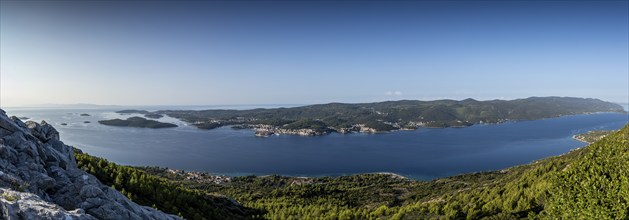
(243, 111, 624, 137)
(572, 135, 590, 144)
(571, 130, 616, 145)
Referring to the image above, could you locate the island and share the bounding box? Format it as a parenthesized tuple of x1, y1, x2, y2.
(116, 110, 164, 119)
(119, 97, 625, 136)
(80, 113, 90, 116)
(98, 116, 177, 128)
(144, 113, 164, 119)
(116, 109, 150, 114)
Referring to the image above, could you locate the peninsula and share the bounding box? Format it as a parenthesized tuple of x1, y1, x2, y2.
(149, 97, 624, 136)
(573, 130, 616, 144)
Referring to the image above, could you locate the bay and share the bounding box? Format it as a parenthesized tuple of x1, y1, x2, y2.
(4, 107, 627, 180)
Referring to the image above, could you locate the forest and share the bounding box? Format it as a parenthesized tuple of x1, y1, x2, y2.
(74, 150, 260, 220)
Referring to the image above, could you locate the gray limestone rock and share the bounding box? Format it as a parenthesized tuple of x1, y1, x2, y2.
(0, 109, 181, 220)
(1, 188, 96, 220)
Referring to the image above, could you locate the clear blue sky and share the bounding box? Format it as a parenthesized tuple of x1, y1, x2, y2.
(1, 1, 627, 107)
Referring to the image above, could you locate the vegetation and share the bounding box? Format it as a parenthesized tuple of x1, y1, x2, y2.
(546, 127, 629, 219)
(154, 97, 624, 134)
(116, 110, 165, 119)
(1, 192, 19, 202)
(116, 110, 151, 114)
(144, 113, 164, 119)
(98, 116, 177, 128)
(74, 150, 261, 219)
(197, 122, 223, 130)
(76, 124, 629, 219)
(573, 130, 616, 143)
(283, 119, 332, 133)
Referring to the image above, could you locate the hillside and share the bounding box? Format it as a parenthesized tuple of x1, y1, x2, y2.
(0, 109, 255, 219)
(74, 151, 261, 220)
(0, 110, 179, 219)
(153, 97, 624, 136)
(74, 123, 629, 219)
(573, 130, 616, 144)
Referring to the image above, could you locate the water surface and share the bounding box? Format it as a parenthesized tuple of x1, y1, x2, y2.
(4, 107, 627, 180)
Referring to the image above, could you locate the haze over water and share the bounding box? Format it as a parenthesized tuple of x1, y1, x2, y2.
(5, 107, 627, 180)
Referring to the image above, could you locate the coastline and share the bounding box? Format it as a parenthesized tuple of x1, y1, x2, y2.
(572, 130, 616, 144)
(572, 134, 590, 144)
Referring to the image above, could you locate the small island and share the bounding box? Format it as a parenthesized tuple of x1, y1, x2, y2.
(116, 110, 164, 119)
(144, 113, 164, 119)
(98, 117, 177, 128)
(116, 110, 150, 114)
(80, 113, 90, 116)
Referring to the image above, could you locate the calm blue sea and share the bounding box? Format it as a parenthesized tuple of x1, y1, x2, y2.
(3, 106, 628, 180)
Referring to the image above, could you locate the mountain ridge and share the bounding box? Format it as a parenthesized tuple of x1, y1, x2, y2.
(149, 96, 625, 136)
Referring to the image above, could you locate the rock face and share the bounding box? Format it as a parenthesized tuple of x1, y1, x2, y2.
(0, 109, 181, 220)
(1, 188, 94, 220)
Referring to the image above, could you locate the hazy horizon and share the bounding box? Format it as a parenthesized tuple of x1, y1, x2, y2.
(2, 96, 628, 110)
(1, 1, 628, 107)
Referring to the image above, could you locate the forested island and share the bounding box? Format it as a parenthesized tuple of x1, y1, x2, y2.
(116, 110, 150, 114)
(136, 97, 622, 136)
(74, 124, 629, 219)
(98, 116, 177, 128)
(115, 110, 164, 119)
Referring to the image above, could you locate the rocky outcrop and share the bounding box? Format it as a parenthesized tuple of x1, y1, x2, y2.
(1, 188, 95, 219)
(0, 109, 180, 219)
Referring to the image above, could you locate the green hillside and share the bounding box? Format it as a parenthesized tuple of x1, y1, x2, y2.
(75, 124, 629, 219)
(155, 97, 625, 133)
(74, 150, 262, 220)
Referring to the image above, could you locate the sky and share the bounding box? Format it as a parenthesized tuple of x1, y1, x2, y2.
(1, 0, 628, 107)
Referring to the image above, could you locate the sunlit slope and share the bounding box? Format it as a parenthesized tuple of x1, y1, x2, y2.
(392, 124, 628, 219)
(546, 124, 628, 218)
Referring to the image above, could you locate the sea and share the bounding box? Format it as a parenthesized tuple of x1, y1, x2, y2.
(3, 104, 628, 180)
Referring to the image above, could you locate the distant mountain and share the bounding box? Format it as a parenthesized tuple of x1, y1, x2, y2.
(18, 103, 121, 108)
(155, 97, 625, 136)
